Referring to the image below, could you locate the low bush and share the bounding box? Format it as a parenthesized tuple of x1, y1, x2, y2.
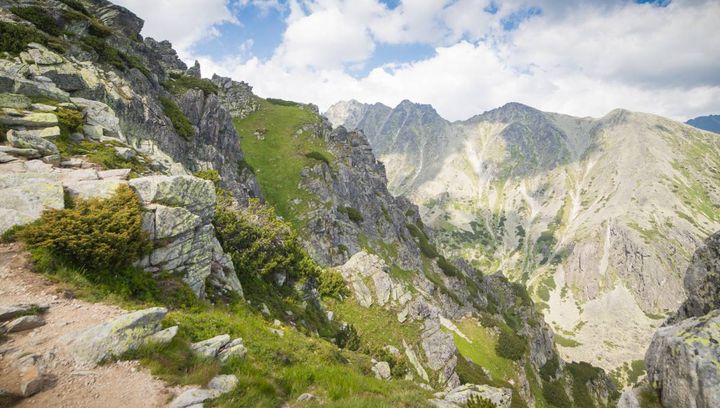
(437, 256, 460, 276)
(214, 199, 323, 282)
(57, 107, 84, 132)
(18, 185, 151, 272)
(163, 72, 219, 96)
(159, 96, 194, 140)
(336, 323, 361, 351)
(567, 361, 605, 407)
(540, 355, 560, 381)
(318, 269, 349, 299)
(541, 380, 571, 408)
(58, 0, 89, 15)
(0, 22, 47, 54)
(337, 206, 364, 223)
(81, 35, 124, 69)
(87, 19, 112, 38)
(465, 395, 497, 408)
(10, 6, 61, 36)
(305, 151, 331, 166)
(495, 330, 527, 361)
(407, 223, 439, 258)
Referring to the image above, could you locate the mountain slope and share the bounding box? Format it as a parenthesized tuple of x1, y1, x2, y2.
(686, 114, 720, 134)
(327, 100, 720, 376)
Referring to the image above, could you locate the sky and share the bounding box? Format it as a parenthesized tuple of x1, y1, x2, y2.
(112, 0, 720, 121)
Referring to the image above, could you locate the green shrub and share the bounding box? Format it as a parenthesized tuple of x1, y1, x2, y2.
(567, 361, 604, 407)
(159, 96, 194, 140)
(336, 323, 361, 351)
(465, 395, 497, 408)
(59, 0, 89, 15)
(495, 330, 527, 361)
(437, 256, 460, 276)
(10, 6, 61, 36)
(407, 223, 439, 258)
(163, 72, 219, 96)
(337, 206, 364, 223)
(87, 19, 112, 38)
(81, 35, 124, 69)
(57, 107, 84, 132)
(18, 185, 151, 272)
(542, 380, 571, 408)
(305, 151, 331, 166)
(214, 199, 322, 282)
(318, 269, 348, 299)
(540, 355, 560, 381)
(266, 98, 300, 107)
(0, 21, 48, 54)
(1, 224, 24, 243)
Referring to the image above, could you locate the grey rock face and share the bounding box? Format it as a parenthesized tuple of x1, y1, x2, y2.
(433, 384, 513, 408)
(0, 171, 64, 234)
(211, 75, 258, 119)
(5, 315, 45, 333)
(62, 307, 173, 366)
(672, 230, 720, 323)
(129, 176, 242, 297)
(645, 309, 720, 408)
(421, 320, 460, 388)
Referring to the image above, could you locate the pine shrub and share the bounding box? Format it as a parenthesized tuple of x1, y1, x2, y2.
(18, 184, 151, 272)
(10, 6, 60, 36)
(495, 330, 527, 361)
(160, 96, 194, 140)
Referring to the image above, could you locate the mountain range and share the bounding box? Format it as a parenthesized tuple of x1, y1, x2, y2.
(686, 114, 720, 134)
(326, 99, 720, 373)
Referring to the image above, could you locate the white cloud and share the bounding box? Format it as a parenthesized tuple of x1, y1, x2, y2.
(113, 0, 237, 58)
(132, 0, 720, 121)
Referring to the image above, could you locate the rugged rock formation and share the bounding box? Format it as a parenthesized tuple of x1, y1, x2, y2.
(639, 231, 720, 408)
(327, 99, 720, 373)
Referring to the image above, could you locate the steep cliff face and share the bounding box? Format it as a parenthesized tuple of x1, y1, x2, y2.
(0, 0, 260, 204)
(328, 99, 720, 374)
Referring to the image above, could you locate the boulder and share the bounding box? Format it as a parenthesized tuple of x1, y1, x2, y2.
(0, 151, 17, 163)
(0, 304, 48, 322)
(217, 338, 247, 362)
(372, 361, 392, 380)
(645, 309, 720, 408)
(129, 176, 216, 221)
(5, 315, 45, 333)
(0, 93, 31, 109)
(169, 388, 217, 408)
(70, 98, 124, 140)
(145, 325, 178, 344)
(208, 374, 238, 394)
(7, 129, 59, 156)
(62, 307, 169, 366)
(0, 145, 41, 159)
(64, 179, 126, 200)
(442, 384, 513, 408)
(114, 146, 136, 160)
(0, 173, 64, 234)
(19, 365, 44, 397)
(14, 126, 61, 140)
(297, 393, 316, 401)
(0, 111, 58, 127)
(21, 44, 64, 65)
(191, 334, 231, 358)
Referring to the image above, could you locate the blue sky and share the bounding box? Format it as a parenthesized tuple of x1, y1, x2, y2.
(115, 0, 719, 121)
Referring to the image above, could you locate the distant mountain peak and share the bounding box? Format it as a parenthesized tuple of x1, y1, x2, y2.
(686, 114, 720, 134)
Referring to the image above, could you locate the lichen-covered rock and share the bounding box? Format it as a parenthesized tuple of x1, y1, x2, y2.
(372, 361, 391, 380)
(0, 110, 57, 128)
(7, 129, 59, 156)
(645, 309, 720, 408)
(217, 338, 247, 362)
(0, 303, 48, 322)
(208, 374, 238, 394)
(61, 307, 170, 366)
(672, 231, 720, 323)
(434, 384, 513, 408)
(337, 251, 411, 308)
(5, 315, 45, 333)
(0, 172, 64, 234)
(191, 334, 231, 358)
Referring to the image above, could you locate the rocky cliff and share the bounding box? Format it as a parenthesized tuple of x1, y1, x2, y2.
(327, 99, 720, 377)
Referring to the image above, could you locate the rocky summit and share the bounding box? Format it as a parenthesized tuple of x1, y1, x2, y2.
(0, 0, 716, 407)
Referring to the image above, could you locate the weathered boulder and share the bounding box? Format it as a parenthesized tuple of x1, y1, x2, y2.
(0, 145, 41, 159)
(372, 361, 391, 380)
(169, 374, 238, 408)
(432, 384, 513, 408)
(14, 126, 61, 140)
(70, 97, 124, 141)
(191, 334, 231, 359)
(645, 309, 720, 408)
(0, 172, 64, 234)
(0, 304, 48, 322)
(62, 307, 174, 366)
(7, 129, 59, 156)
(208, 374, 238, 394)
(5, 315, 45, 333)
(217, 338, 247, 362)
(0, 93, 31, 109)
(0, 110, 57, 127)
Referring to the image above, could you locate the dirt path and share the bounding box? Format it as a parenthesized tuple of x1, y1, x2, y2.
(0, 244, 179, 408)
